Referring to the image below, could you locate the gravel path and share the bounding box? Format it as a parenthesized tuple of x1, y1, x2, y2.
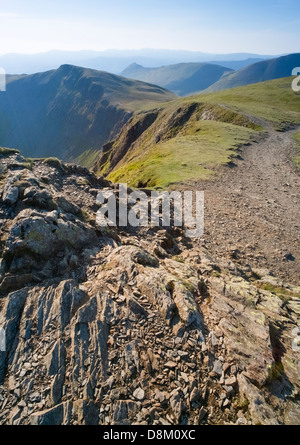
(193, 122, 300, 284)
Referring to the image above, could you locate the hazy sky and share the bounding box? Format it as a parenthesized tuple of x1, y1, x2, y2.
(0, 0, 299, 55)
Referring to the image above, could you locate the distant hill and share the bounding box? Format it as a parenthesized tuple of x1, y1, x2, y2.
(0, 64, 176, 162)
(209, 58, 265, 70)
(204, 53, 300, 92)
(0, 49, 275, 75)
(121, 62, 233, 96)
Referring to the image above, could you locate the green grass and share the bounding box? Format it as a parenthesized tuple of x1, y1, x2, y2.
(80, 208, 93, 223)
(42, 157, 67, 173)
(256, 281, 300, 303)
(73, 148, 100, 169)
(0, 147, 20, 156)
(107, 116, 258, 188)
(104, 79, 176, 112)
(232, 395, 250, 413)
(195, 77, 300, 130)
(267, 362, 284, 383)
(96, 77, 300, 189)
(292, 131, 300, 168)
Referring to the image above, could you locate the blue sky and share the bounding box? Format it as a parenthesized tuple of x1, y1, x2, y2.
(0, 0, 299, 55)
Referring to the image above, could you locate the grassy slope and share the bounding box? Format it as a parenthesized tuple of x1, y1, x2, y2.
(108, 120, 256, 188)
(73, 148, 101, 169)
(103, 78, 300, 188)
(108, 77, 176, 111)
(0, 147, 20, 155)
(184, 78, 300, 130)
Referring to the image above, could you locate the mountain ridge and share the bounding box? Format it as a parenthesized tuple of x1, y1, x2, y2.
(0, 64, 176, 162)
(121, 62, 233, 96)
(0, 49, 278, 75)
(204, 53, 300, 92)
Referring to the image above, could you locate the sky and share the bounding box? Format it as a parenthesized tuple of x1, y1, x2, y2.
(0, 0, 299, 55)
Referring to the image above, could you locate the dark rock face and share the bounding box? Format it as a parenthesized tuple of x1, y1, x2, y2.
(0, 151, 299, 425)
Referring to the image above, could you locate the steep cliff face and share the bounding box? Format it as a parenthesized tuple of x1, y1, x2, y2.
(94, 110, 160, 176)
(0, 150, 299, 425)
(0, 65, 176, 163)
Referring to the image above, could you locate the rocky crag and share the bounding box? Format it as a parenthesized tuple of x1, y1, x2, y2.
(0, 150, 299, 425)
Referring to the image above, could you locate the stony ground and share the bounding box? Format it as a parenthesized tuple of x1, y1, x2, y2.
(0, 145, 299, 426)
(189, 121, 300, 285)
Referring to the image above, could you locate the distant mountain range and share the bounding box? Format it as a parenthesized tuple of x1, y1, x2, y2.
(0, 49, 277, 75)
(121, 54, 300, 96)
(204, 53, 300, 92)
(0, 64, 175, 162)
(121, 63, 233, 96)
(0, 53, 298, 169)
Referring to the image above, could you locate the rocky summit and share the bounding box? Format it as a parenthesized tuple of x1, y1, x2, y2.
(0, 149, 299, 426)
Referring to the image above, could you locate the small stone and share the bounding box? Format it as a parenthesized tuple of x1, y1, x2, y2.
(158, 417, 171, 426)
(223, 385, 235, 397)
(116, 295, 126, 304)
(3, 186, 19, 205)
(178, 351, 189, 358)
(210, 332, 219, 347)
(24, 363, 32, 370)
(8, 376, 16, 390)
(197, 408, 208, 423)
(14, 389, 21, 399)
(180, 372, 189, 383)
(190, 388, 200, 404)
(231, 365, 238, 375)
(29, 391, 41, 402)
(225, 376, 237, 386)
(170, 393, 185, 421)
(155, 389, 166, 403)
(203, 356, 210, 367)
(165, 361, 177, 369)
(69, 255, 78, 268)
(133, 388, 145, 401)
(222, 362, 231, 373)
(212, 360, 223, 376)
(215, 327, 224, 338)
(18, 400, 26, 408)
(236, 417, 246, 425)
(220, 392, 227, 400)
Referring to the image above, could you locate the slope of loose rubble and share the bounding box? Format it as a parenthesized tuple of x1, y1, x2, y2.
(0, 151, 299, 425)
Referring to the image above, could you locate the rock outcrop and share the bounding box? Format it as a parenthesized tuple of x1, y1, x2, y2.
(0, 151, 299, 425)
